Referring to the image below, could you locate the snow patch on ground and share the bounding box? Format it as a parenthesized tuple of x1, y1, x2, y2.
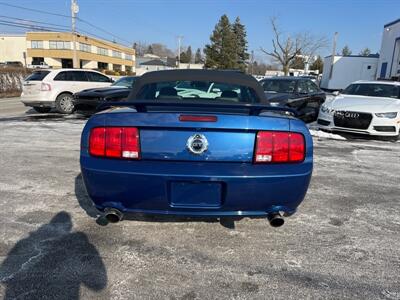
(307, 122, 346, 140)
(309, 129, 347, 140)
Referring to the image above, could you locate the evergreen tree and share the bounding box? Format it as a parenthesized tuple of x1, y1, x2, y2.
(204, 14, 237, 69)
(311, 55, 323, 73)
(195, 48, 203, 63)
(341, 45, 352, 56)
(232, 17, 249, 71)
(186, 46, 193, 63)
(146, 45, 153, 55)
(180, 51, 189, 63)
(359, 47, 371, 56)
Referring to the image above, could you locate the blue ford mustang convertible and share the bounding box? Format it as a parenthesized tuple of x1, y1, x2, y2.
(80, 70, 313, 227)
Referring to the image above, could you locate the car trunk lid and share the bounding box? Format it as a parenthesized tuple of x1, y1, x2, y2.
(103, 109, 291, 163)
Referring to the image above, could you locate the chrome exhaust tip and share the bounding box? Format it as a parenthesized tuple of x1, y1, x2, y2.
(267, 212, 284, 227)
(104, 208, 123, 223)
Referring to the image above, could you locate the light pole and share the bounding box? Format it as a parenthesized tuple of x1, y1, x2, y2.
(329, 32, 338, 80)
(71, 0, 79, 68)
(177, 35, 183, 69)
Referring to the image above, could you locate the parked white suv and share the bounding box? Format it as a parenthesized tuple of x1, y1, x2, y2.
(20, 69, 113, 113)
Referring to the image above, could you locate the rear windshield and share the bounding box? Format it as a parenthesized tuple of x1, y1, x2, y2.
(136, 80, 260, 103)
(25, 71, 50, 81)
(112, 76, 137, 88)
(261, 79, 297, 94)
(342, 83, 400, 99)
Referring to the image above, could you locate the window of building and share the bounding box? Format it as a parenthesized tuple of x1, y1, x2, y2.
(31, 41, 43, 49)
(97, 47, 108, 56)
(49, 41, 71, 49)
(112, 50, 122, 58)
(79, 43, 91, 52)
(125, 66, 132, 73)
(125, 53, 133, 61)
(97, 62, 108, 70)
(31, 57, 45, 65)
(113, 64, 122, 71)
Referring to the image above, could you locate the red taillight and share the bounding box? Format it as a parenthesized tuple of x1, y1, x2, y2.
(89, 127, 105, 156)
(89, 127, 140, 159)
(179, 115, 217, 122)
(255, 131, 305, 163)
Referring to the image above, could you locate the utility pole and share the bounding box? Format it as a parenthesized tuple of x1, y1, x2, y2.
(177, 35, 183, 69)
(329, 32, 338, 80)
(250, 50, 254, 75)
(71, 0, 79, 68)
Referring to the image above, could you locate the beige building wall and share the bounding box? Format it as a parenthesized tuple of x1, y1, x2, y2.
(0, 35, 27, 64)
(0, 32, 136, 73)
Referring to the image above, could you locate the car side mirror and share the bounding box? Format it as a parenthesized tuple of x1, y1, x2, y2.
(110, 77, 115, 83)
(332, 91, 339, 96)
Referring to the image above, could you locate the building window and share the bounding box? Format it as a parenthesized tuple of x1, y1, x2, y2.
(125, 54, 132, 61)
(112, 50, 122, 58)
(97, 47, 108, 56)
(49, 41, 71, 49)
(97, 62, 108, 70)
(31, 40, 43, 49)
(113, 64, 122, 71)
(79, 43, 91, 52)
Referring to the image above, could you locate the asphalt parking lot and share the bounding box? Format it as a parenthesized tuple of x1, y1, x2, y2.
(0, 98, 400, 299)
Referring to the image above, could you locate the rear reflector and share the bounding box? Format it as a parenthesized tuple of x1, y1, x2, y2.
(89, 127, 140, 159)
(255, 131, 305, 163)
(179, 115, 217, 122)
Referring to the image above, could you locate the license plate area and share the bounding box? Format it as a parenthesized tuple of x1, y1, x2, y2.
(169, 181, 223, 208)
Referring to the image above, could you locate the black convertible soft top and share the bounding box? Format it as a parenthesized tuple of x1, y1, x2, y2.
(128, 69, 267, 102)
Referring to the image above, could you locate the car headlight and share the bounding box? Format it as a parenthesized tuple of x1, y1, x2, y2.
(375, 112, 398, 119)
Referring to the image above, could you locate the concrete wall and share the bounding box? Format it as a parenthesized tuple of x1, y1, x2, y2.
(0, 35, 27, 65)
(320, 56, 378, 90)
(378, 20, 400, 78)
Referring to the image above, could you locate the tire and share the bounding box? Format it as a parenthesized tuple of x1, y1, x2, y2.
(33, 106, 51, 113)
(55, 93, 74, 114)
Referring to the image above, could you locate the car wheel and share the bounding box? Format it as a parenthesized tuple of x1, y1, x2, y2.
(55, 93, 74, 114)
(33, 107, 51, 113)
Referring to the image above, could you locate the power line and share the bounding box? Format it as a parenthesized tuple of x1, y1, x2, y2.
(0, 1, 131, 47)
(0, 2, 71, 18)
(0, 20, 68, 32)
(76, 18, 132, 46)
(0, 15, 70, 30)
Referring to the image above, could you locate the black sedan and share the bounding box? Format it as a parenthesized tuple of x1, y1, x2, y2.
(259, 77, 326, 122)
(73, 76, 138, 115)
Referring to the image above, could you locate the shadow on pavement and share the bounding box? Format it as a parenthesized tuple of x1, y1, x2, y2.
(74, 173, 239, 229)
(0, 211, 107, 300)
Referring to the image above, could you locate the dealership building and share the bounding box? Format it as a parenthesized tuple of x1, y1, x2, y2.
(378, 18, 400, 79)
(0, 31, 135, 72)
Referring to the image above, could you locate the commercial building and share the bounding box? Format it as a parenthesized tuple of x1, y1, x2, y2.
(0, 32, 135, 73)
(320, 55, 379, 90)
(378, 18, 400, 79)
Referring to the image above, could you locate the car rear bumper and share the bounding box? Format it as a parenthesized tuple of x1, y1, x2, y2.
(20, 91, 55, 107)
(80, 157, 313, 217)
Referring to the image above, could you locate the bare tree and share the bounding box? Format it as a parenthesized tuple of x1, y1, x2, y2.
(133, 41, 148, 57)
(261, 18, 327, 75)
